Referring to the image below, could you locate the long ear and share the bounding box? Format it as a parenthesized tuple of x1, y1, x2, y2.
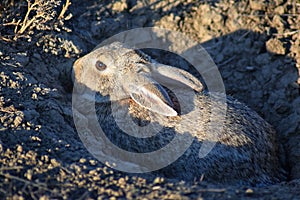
(127, 76, 177, 117)
(151, 63, 203, 92)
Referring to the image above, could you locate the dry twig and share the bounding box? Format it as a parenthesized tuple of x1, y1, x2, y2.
(1, 0, 72, 41)
(17, 1, 38, 34)
(0, 172, 52, 192)
(59, 0, 71, 19)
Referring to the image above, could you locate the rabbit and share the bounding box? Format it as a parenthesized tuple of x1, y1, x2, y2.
(72, 41, 285, 186)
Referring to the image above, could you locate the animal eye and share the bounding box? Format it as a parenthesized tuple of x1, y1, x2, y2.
(95, 61, 107, 71)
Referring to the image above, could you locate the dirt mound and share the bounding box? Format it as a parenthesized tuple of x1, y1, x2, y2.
(0, 0, 299, 199)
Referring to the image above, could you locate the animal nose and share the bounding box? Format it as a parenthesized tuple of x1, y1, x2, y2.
(73, 57, 82, 67)
(73, 57, 83, 82)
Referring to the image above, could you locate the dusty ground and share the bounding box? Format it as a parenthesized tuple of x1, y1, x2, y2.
(0, 0, 300, 199)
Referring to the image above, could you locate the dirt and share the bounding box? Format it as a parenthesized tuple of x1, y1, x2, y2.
(0, 0, 300, 199)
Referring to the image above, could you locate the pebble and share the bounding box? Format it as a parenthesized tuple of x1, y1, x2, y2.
(112, 0, 127, 12)
(266, 38, 286, 55)
(245, 188, 254, 194)
(16, 145, 23, 153)
(13, 115, 23, 127)
(245, 66, 256, 71)
(152, 186, 161, 190)
(272, 15, 285, 29)
(274, 6, 285, 15)
(153, 177, 164, 184)
(249, 0, 266, 10)
(32, 93, 38, 100)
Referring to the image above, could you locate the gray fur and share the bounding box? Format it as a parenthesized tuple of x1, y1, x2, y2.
(73, 42, 285, 186)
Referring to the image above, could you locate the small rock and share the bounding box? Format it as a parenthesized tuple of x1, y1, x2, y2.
(274, 0, 285, 6)
(112, 0, 127, 12)
(32, 93, 38, 100)
(272, 15, 285, 29)
(249, 0, 266, 10)
(14, 115, 23, 127)
(118, 177, 126, 186)
(31, 136, 42, 142)
(152, 185, 161, 190)
(39, 195, 50, 200)
(16, 145, 23, 152)
(266, 38, 286, 55)
(212, 12, 223, 23)
(153, 177, 164, 184)
(50, 158, 60, 167)
(245, 66, 256, 71)
(25, 169, 33, 180)
(245, 188, 254, 194)
(274, 6, 285, 15)
(89, 159, 97, 165)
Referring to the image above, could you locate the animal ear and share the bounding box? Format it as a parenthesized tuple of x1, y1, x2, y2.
(151, 63, 203, 92)
(128, 79, 177, 117)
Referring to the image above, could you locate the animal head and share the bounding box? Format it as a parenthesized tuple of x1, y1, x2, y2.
(73, 42, 203, 117)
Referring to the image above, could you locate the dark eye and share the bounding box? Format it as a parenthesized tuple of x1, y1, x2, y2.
(95, 61, 107, 71)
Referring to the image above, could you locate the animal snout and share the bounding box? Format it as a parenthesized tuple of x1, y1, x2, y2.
(73, 58, 83, 82)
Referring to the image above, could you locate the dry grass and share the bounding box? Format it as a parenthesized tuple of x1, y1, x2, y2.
(0, 0, 72, 41)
